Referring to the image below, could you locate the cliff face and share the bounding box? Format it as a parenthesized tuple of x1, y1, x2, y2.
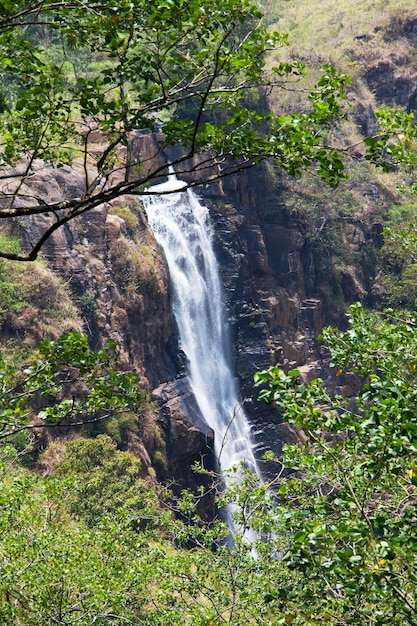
(0, 136, 385, 479)
(1, 159, 177, 477)
(3, 8, 416, 481)
(15, 161, 177, 385)
(2, 150, 323, 475)
(190, 165, 328, 461)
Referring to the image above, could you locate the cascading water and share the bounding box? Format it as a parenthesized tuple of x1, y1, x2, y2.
(142, 174, 259, 481)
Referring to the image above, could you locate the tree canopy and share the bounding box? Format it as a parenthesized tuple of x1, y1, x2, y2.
(1, 304, 417, 624)
(2, 0, 414, 260)
(253, 302, 417, 625)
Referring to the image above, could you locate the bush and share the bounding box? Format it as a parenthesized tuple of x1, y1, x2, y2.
(109, 205, 138, 237)
(54, 435, 159, 528)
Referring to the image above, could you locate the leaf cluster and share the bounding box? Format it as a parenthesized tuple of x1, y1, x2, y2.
(254, 302, 417, 624)
(0, 0, 380, 261)
(1, 305, 417, 624)
(0, 330, 146, 441)
(376, 218, 417, 309)
(0, 442, 165, 625)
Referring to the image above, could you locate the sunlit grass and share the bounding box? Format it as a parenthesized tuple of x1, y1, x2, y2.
(267, 0, 414, 63)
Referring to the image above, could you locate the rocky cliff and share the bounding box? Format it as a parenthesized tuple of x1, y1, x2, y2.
(1, 9, 416, 485)
(0, 131, 397, 483)
(0, 149, 323, 478)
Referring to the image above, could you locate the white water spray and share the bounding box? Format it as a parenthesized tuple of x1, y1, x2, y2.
(142, 175, 258, 478)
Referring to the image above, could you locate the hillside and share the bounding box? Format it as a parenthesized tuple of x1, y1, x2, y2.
(260, 0, 417, 311)
(0, 0, 416, 470)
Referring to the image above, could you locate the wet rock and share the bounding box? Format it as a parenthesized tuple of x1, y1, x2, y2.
(152, 377, 215, 485)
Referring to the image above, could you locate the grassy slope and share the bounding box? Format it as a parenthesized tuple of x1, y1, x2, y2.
(261, 0, 417, 313)
(266, 0, 417, 117)
(266, 0, 414, 62)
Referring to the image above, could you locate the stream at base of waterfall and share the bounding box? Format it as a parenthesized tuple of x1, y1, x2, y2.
(143, 174, 260, 532)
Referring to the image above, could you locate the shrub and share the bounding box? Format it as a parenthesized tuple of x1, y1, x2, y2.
(54, 435, 159, 528)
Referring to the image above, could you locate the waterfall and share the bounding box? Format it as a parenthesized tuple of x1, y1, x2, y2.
(142, 175, 258, 478)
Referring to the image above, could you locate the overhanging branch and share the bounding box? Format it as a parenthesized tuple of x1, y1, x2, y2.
(0, 144, 263, 261)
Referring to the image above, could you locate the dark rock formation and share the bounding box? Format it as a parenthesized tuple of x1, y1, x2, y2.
(364, 58, 417, 109)
(152, 378, 215, 487)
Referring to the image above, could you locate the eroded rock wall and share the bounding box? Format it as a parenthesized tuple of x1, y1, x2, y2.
(5, 143, 371, 474)
(187, 164, 326, 461)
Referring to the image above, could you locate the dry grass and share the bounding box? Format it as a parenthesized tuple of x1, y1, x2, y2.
(20, 263, 82, 334)
(266, 0, 414, 62)
(265, 0, 416, 113)
(0, 256, 82, 364)
(37, 439, 69, 477)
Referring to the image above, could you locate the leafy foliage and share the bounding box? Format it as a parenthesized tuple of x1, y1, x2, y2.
(254, 302, 417, 624)
(376, 218, 417, 309)
(53, 434, 159, 528)
(0, 447, 164, 626)
(0, 330, 146, 441)
(0, 0, 404, 260)
(0, 444, 289, 626)
(1, 304, 417, 623)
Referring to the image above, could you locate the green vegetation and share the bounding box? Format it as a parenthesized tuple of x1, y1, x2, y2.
(79, 288, 98, 326)
(0, 233, 81, 348)
(0, 306, 416, 624)
(253, 302, 417, 624)
(0, 0, 415, 260)
(376, 218, 417, 309)
(0, 442, 165, 626)
(52, 435, 159, 528)
(110, 235, 148, 292)
(0, 330, 146, 442)
(109, 205, 139, 238)
(1, 1, 417, 624)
